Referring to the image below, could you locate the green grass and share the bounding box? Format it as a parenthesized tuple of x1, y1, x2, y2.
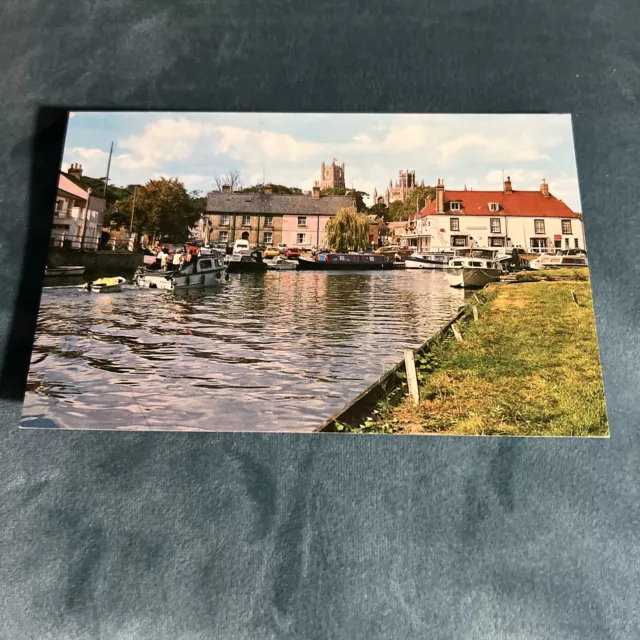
(358, 277, 608, 436)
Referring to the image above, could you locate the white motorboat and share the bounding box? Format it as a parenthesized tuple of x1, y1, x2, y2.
(134, 255, 227, 290)
(265, 256, 298, 271)
(529, 250, 588, 270)
(444, 252, 502, 289)
(405, 250, 457, 269)
(45, 265, 86, 277)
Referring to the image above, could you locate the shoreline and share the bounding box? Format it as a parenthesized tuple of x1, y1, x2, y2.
(324, 268, 608, 437)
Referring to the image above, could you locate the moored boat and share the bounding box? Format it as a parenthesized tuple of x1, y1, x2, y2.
(443, 251, 502, 289)
(134, 254, 227, 289)
(404, 250, 456, 270)
(529, 249, 588, 270)
(264, 256, 298, 271)
(297, 252, 393, 270)
(45, 265, 86, 278)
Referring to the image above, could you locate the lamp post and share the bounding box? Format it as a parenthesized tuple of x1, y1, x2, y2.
(80, 188, 92, 249)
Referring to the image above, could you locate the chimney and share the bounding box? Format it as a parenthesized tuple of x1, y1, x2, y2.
(540, 178, 550, 198)
(312, 181, 320, 199)
(435, 178, 445, 214)
(263, 184, 273, 195)
(222, 184, 231, 193)
(504, 175, 513, 194)
(68, 162, 83, 179)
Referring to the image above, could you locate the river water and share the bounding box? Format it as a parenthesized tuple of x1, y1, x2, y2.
(22, 270, 465, 432)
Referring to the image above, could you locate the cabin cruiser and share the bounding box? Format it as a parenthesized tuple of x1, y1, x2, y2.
(529, 249, 588, 270)
(134, 254, 227, 289)
(404, 250, 457, 269)
(264, 256, 298, 270)
(443, 250, 503, 289)
(224, 239, 267, 273)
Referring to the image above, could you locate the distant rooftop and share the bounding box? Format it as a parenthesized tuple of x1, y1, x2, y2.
(206, 191, 355, 215)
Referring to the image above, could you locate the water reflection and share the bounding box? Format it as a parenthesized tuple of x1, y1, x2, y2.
(23, 270, 464, 431)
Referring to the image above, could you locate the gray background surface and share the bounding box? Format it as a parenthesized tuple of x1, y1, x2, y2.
(1, 1, 639, 638)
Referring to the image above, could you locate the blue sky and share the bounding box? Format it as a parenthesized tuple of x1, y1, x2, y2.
(63, 112, 582, 210)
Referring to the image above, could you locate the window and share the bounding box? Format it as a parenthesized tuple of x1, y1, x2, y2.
(470, 261, 482, 267)
(297, 216, 307, 227)
(452, 236, 467, 247)
(264, 216, 274, 227)
(565, 238, 570, 248)
(296, 233, 307, 244)
(220, 215, 229, 226)
(450, 218, 460, 231)
(534, 219, 545, 234)
(242, 215, 251, 226)
(198, 259, 212, 270)
(561, 220, 572, 234)
(489, 237, 505, 247)
(263, 231, 273, 244)
(450, 202, 461, 211)
(488, 202, 500, 212)
(219, 231, 229, 242)
(530, 238, 547, 252)
(574, 238, 579, 249)
(490, 218, 501, 233)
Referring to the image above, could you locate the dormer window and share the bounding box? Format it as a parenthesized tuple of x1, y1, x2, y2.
(449, 201, 461, 211)
(488, 202, 500, 212)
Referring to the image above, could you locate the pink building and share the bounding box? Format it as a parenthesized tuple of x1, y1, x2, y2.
(281, 213, 332, 250)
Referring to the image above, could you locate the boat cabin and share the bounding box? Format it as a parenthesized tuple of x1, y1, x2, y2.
(316, 253, 390, 264)
(448, 256, 500, 270)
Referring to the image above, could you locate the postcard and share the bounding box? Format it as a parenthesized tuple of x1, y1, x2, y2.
(21, 113, 608, 435)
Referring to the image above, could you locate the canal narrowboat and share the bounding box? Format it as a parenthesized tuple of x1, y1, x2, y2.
(134, 254, 227, 289)
(297, 252, 394, 270)
(443, 252, 502, 289)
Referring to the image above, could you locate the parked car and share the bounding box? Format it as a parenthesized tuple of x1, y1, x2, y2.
(277, 243, 287, 254)
(285, 247, 301, 259)
(263, 246, 280, 258)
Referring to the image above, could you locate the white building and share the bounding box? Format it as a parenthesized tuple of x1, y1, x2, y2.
(409, 176, 584, 254)
(51, 170, 106, 250)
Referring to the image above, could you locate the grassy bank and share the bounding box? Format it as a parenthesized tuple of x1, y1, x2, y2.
(343, 270, 608, 436)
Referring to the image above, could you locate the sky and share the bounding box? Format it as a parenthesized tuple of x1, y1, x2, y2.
(62, 112, 582, 210)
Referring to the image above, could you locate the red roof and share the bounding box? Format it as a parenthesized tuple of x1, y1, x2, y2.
(58, 173, 89, 200)
(420, 189, 579, 219)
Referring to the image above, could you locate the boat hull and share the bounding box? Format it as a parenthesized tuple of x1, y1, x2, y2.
(444, 267, 502, 289)
(226, 260, 267, 274)
(404, 255, 454, 270)
(297, 256, 392, 270)
(134, 266, 227, 289)
(45, 266, 86, 277)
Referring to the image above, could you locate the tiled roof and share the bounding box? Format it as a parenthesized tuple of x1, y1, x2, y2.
(206, 192, 355, 215)
(387, 221, 408, 229)
(58, 173, 89, 200)
(420, 189, 580, 219)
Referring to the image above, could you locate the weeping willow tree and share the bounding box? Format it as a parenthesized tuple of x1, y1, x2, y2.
(324, 207, 369, 252)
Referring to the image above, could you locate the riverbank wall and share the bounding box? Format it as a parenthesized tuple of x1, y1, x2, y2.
(316, 306, 466, 433)
(47, 248, 144, 277)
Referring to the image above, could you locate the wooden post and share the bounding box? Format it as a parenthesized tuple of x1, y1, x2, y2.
(404, 349, 420, 405)
(472, 306, 479, 322)
(452, 323, 464, 342)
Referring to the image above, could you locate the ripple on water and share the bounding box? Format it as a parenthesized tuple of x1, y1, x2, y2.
(23, 270, 464, 431)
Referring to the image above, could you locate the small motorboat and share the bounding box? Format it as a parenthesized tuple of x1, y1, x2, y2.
(134, 254, 227, 289)
(529, 249, 588, 270)
(45, 266, 86, 278)
(82, 277, 126, 293)
(225, 251, 268, 273)
(264, 256, 298, 271)
(444, 252, 502, 289)
(404, 251, 457, 270)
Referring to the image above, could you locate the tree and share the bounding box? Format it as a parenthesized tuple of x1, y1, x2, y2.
(368, 202, 389, 221)
(387, 200, 406, 222)
(324, 207, 369, 252)
(119, 178, 203, 244)
(320, 187, 369, 213)
(242, 183, 303, 195)
(213, 169, 243, 192)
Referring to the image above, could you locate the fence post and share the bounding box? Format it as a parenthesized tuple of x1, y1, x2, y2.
(472, 306, 479, 322)
(404, 349, 420, 405)
(452, 323, 464, 342)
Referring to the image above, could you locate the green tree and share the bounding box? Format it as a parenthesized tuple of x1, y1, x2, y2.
(242, 183, 303, 195)
(368, 202, 390, 221)
(388, 200, 406, 222)
(119, 178, 203, 244)
(320, 187, 369, 212)
(324, 207, 369, 252)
